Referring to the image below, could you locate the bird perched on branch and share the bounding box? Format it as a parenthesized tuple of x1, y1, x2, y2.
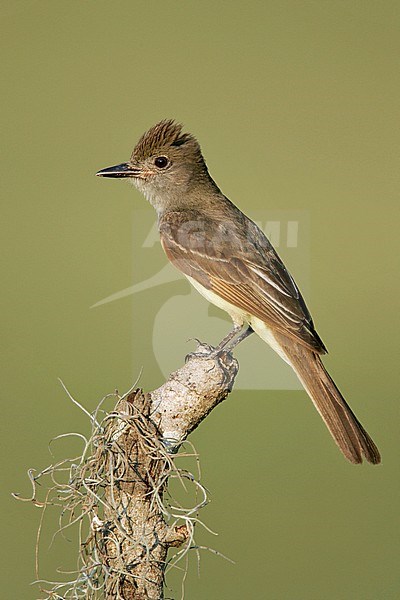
(97, 119, 380, 465)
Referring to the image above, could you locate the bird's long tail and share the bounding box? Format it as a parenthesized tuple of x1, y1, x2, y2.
(274, 332, 381, 464)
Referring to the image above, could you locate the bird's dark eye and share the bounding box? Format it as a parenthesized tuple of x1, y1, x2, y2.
(154, 156, 169, 168)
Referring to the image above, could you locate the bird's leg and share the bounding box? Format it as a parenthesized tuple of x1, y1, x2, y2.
(211, 324, 254, 355)
(214, 323, 243, 351)
(223, 325, 254, 352)
(185, 325, 241, 362)
(185, 325, 254, 362)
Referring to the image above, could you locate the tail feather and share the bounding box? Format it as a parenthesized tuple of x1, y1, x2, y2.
(275, 334, 381, 464)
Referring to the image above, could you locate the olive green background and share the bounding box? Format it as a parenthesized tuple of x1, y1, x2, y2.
(2, 2, 399, 598)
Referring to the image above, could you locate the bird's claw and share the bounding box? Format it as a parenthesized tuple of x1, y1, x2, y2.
(185, 339, 216, 363)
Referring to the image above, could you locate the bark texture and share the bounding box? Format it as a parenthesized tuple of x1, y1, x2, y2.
(100, 343, 238, 599)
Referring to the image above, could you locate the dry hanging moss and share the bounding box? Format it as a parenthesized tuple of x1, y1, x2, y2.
(15, 345, 238, 599)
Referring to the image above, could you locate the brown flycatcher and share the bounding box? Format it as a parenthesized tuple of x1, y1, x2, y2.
(97, 119, 380, 465)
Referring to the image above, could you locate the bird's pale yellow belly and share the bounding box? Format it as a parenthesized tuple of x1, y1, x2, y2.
(185, 275, 291, 364)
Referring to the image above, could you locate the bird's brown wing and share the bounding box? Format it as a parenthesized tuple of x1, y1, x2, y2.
(159, 210, 326, 354)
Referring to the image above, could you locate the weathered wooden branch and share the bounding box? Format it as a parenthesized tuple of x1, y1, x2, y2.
(15, 343, 239, 599)
(100, 342, 239, 599)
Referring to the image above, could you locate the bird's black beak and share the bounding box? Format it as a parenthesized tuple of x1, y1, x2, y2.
(96, 163, 140, 178)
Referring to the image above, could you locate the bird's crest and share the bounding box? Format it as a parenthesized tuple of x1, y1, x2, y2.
(131, 120, 196, 162)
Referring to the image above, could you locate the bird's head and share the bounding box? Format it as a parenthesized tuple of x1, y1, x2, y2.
(97, 120, 210, 211)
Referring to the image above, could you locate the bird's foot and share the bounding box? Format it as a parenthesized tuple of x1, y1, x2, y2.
(184, 338, 216, 363)
(184, 338, 238, 389)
